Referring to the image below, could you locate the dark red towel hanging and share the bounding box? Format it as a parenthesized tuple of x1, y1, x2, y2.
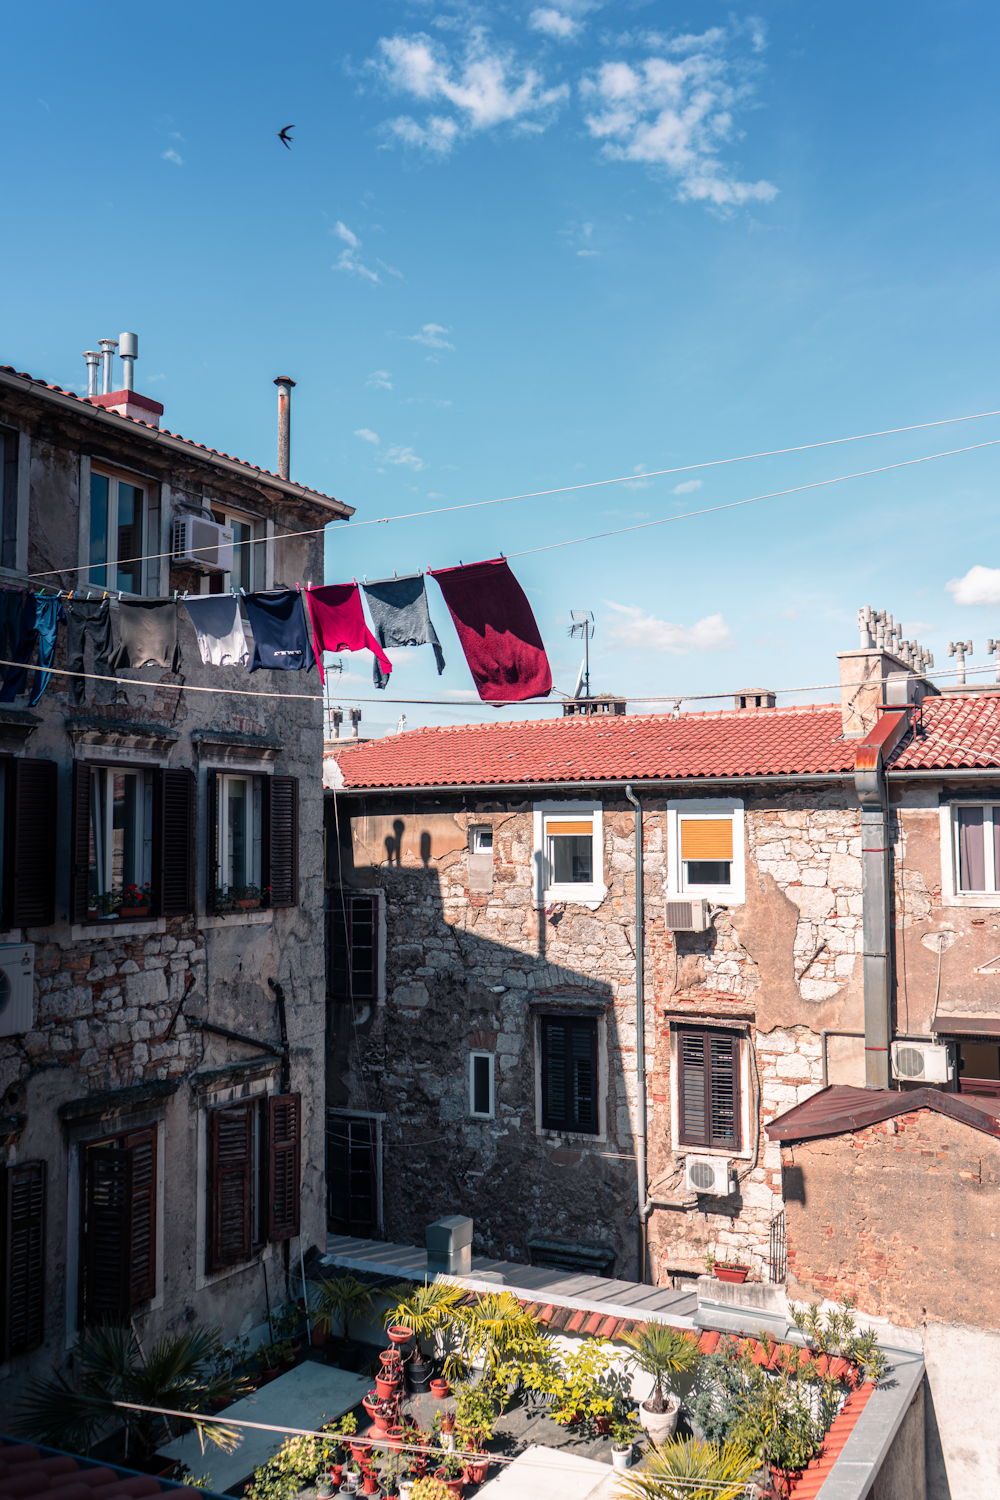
(304, 583, 393, 684)
(429, 557, 552, 702)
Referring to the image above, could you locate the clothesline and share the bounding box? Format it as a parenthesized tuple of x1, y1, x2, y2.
(24, 410, 1000, 582)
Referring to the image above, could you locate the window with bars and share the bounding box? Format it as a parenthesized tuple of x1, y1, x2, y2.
(676, 1027, 742, 1150)
(327, 1113, 378, 1238)
(328, 891, 380, 1001)
(79, 1125, 157, 1327)
(540, 1015, 600, 1135)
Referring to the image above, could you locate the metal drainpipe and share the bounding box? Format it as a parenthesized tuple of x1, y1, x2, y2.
(854, 712, 909, 1089)
(624, 785, 651, 1282)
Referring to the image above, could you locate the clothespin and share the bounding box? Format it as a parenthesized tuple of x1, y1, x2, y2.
(102, 590, 107, 600)
(183, 589, 189, 600)
(393, 569, 397, 579)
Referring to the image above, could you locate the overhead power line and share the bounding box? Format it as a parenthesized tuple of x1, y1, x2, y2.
(26, 405, 1000, 580)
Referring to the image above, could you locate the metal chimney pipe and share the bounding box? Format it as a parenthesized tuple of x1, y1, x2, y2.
(119, 332, 138, 392)
(98, 339, 118, 395)
(83, 351, 101, 398)
(274, 377, 296, 479)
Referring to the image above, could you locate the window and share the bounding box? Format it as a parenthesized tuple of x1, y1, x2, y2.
(955, 806, 1000, 892)
(470, 826, 493, 854)
(533, 802, 606, 906)
(206, 1093, 300, 1273)
(470, 1052, 494, 1118)
(326, 1112, 380, 1237)
(207, 772, 299, 911)
(676, 1027, 741, 1151)
(667, 800, 746, 905)
(86, 767, 152, 908)
(955, 1038, 1000, 1097)
(209, 507, 265, 595)
(70, 764, 194, 925)
(79, 1125, 157, 1326)
(89, 471, 147, 594)
(328, 890, 384, 1002)
(0, 425, 19, 572)
(540, 1015, 599, 1135)
(1, 1160, 45, 1358)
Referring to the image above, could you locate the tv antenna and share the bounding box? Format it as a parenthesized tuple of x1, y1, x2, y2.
(569, 611, 594, 700)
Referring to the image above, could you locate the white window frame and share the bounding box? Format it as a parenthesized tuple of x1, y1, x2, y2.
(89, 466, 149, 596)
(668, 1021, 755, 1162)
(533, 801, 606, 908)
(469, 1051, 495, 1119)
(666, 798, 746, 906)
(207, 502, 263, 595)
(218, 772, 263, 894)
(533, 1007, 609, 1144)
(89, 764, 152, 902)
(940, 802, 1000, 907)
(470, 825, 494, 854)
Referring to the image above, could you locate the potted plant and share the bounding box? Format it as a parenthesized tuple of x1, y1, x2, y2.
(432, 1453, 465, 1499)
(453, 1383, 495, 1452)
(381, 1281, 465, 1394)
(235, 883, 264, 910)
(119, 881, 153, 918)
(17, 1324, 248, 1471)
(343, 1461, 361, 1494)
(705, 1249, 751, 1284)
(382, 1454, 404, 1497)
(314, 1272, 378, 1371)
(410, 1481, 450, 1500)
(623, 1323, 701, 1446)
(317, 1476, 335, 1499)
(97, 888, 119, 920)
(613, 1436, 757, 1499)
(376, 1366, 402, 1401)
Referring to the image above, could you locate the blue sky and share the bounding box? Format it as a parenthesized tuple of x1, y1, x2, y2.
(6, 1, 1000, 734)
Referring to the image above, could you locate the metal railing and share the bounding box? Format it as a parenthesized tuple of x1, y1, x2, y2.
(768, 1210, 787, 1284)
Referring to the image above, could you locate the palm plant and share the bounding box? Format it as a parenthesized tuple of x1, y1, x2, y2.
(17, 1324, 247, 1464)
(312, 1272, 377, 1345)
(615, 1436, 757, 1500)
(454, 1291, 550, 1391)
(622, 1324, 701, 1415)
(380, 1279, 465, 1360)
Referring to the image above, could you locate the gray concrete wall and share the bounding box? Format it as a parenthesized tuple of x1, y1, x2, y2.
(0, 382, 330, 1410)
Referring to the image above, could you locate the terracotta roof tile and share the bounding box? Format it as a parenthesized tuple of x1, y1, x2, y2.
(0, 1443, 210, 1500)
(890, 692, 1000, 771)
(788, 1382, 875, 1497)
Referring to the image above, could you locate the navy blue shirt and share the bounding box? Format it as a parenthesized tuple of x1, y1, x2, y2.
(243, 590, 316, 673)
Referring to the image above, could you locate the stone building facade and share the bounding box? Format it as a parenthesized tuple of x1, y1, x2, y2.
(0, 355, 343, 1403)
(325, 652, 1000, 1293)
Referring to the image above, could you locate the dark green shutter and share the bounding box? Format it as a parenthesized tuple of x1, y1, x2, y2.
(156, 768, 195, 916)
(208, 1105, 252, 1271)
(1, 1160, 45, 1356)
(81, 1146, 132, 1326)
(267, 1093, 301, 1241)
(70, 761, 92, 924)
(266, 777, 298, 907)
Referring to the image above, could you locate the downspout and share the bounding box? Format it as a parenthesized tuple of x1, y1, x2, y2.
(854, 712, 909, 1089)
(624, 785, 651, 1282)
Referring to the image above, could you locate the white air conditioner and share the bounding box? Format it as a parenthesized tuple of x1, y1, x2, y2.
(891, 1040, 955, 1084)
(0, 943, 34, 1038)
(665, 898, 709, 933)
(685, 1155, 734, 1195)
(171, 516, 234, 574)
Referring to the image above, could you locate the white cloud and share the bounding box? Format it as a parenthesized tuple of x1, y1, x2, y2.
(673, 478, 702, 494)
(354, 428, 380, 444)
(161, 149, 183, 166)
(385, 445, 425, 470)
(367, 370, 393, 390)
(333, 223, 381, 282)
(624, 463, 651, 491)
(946, 566, 1000, 607)
(334, 221, 360, 248)
(580, 25, 777, 208)
(406, 323, 455, 350)
(605, 602, 734, 653)
(529, 9, 581, 41)
(373, 27, 569, 155)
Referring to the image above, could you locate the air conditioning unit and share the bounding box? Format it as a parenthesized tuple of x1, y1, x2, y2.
(0, 943, 34, 1038)
(685, 1155, 735, 1195)
(171, 515, 234, 574)
(666, 898, 710, 932)
(891, 1040, 955, 1084)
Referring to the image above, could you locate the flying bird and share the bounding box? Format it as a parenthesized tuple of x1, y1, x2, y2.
(278, 125, 295, 149)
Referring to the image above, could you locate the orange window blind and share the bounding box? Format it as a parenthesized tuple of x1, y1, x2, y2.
(546, 821, 593, 836)
(681, 819, 733, 861)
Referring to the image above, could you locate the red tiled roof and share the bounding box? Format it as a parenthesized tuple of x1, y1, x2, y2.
(332, 691, 1000, 791)
(0, 366, 349, 513)
(786, 1382, 875, 1499)
(890, 691, 1000, 770)
(333, 704, 856, 789)
(0, 1440, 209, 1500)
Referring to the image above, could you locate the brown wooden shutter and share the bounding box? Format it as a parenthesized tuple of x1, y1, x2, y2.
(266, 777, 299, 908)
(206, 769, 220, 913)
(81, 1146, 132, 1326)
(207, 1105, 253, 1271)
(5, 759, 58, 927)
(540, 1017, 599, 1135)
(155, 768, 195, 916)
(123, 1126, 156, 1303)
(267, 1093, 301, 1241)
(70, 761, 92, 924)
(677, 1027, 741, 1151)
(1, 1160, 45, 1357)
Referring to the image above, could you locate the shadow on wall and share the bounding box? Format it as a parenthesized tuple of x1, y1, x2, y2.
(325, 804, 634, 1276)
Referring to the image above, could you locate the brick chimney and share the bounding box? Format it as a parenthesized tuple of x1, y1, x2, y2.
(84, 333, 164, 427)
(838, 607, 937, 737)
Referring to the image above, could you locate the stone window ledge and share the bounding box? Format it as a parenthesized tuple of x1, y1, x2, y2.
(71, 917, 166, 941)
(197, 909, 274, 931)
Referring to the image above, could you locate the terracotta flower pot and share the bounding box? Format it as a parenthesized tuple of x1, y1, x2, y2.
(237, 898, 260, 909)
(387, 1325, 413, 1348)
(440, 1413, 455, 1434)
(259, 1366, 280, 1385)
(376, 1372, 401, 1401)
(386, 1426, 405, 1452)
(119, 906, 149, 919)
(430, 1378, 450, 1399)
(312, 1325, 330, 1349)
(209, 1395, 233, 1411)
(434, 1469, 464, 1498)
(594, 1415, 611, 1435)
(463, 1455, 489, 1484)
(350, 1442, 371, 1464)
(714, 1264, 750, 1284)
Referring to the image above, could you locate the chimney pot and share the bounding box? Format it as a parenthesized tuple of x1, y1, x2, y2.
(83, 351, 101, 398)
(98, 338, 118, 395)
(274, 377, 296, 480)
(119, 332, 138, 391)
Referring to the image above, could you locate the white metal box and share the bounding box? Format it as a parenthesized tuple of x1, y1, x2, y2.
(665, 898, 710, 933)
(171, 516, 234, 574)
(685, 1155, 734, 1195)
(0, 942, 34, 1037)
(891, 1039, 955, 1084)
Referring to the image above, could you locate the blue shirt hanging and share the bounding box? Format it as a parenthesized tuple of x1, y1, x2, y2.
(243, 589, 316, 673)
